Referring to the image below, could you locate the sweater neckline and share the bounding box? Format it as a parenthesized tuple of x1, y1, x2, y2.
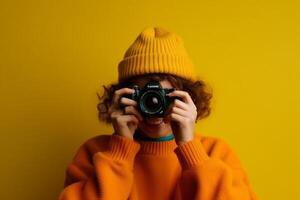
(133, 130, 178, 156)
(133, 130, 175, 142)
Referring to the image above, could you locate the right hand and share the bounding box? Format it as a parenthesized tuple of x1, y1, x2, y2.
(108, 88, 143, 140)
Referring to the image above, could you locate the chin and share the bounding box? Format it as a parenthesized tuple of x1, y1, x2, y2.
(138, 117, 171, 136)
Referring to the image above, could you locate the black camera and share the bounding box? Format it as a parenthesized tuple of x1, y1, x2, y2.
(121, 80, 181, 118)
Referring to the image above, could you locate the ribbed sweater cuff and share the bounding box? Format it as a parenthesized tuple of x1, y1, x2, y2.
(108, 134, 141, 162)
(174, 138, 209, 170)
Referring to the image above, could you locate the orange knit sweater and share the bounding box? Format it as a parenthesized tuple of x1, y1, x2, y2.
(58, 133, 258, 200)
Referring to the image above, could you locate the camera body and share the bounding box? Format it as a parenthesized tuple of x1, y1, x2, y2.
(122, 80, 180, 118)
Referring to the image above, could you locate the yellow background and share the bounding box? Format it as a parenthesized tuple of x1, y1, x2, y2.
(0, 0, 299, 199)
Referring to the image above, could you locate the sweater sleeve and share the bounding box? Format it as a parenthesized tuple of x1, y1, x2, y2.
(173, 137, 258, 200)
(58, 134, 141, 200)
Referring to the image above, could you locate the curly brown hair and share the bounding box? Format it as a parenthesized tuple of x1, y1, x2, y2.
(97, 73, 213, 124)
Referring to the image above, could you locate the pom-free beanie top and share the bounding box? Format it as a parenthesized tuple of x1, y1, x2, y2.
(118, 27, 197, 82)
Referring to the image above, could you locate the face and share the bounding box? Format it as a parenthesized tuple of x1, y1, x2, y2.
(132, 78, 174, 138)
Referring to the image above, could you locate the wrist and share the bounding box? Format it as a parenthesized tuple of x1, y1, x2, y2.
(175, 135, 194, 146)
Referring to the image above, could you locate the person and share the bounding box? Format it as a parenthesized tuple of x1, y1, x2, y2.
(58, 27, 258, 200)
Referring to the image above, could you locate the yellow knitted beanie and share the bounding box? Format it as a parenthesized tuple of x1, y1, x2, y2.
(118, 27, 197, 82)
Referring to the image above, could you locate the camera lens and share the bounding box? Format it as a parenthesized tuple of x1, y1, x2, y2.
(140, 92, 162, 114)
(145, 96, 159, 109)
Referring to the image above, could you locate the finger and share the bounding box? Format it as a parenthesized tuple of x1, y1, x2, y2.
(167, 90, 194, 105)
(113, 88, 135, 104)
(164, 99, 186, 116)
(109, 110, 123, 120)
(123, 115, 139, 125)
(173, 99, 189, 111)
(124, 106, 143, 121)
(119, 97, 137, 107)
(170, 113, 185, 123)
(171, 92, 197, 111)
(171, 106, 189, 118)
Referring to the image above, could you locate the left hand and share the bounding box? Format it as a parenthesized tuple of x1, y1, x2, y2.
(165, 90, 197, 146)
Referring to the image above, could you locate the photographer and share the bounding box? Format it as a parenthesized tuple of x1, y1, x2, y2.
(58, 27, 258, 200)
